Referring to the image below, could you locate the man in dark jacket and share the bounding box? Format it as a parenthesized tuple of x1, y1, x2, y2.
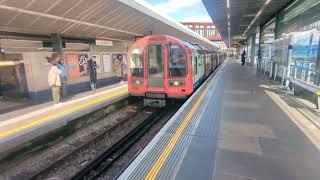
(241, 50, 246, 66)
(87, 56, 97, 90)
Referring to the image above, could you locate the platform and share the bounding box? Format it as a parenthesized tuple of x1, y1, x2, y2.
(119, 58, 320, 180)
(0, 83, 128, 157)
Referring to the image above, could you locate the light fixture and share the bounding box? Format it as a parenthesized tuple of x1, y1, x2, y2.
(265, 0, 271, 5)
(227, 0, 230, 8)
(242, 0, 272, 36)
(257, 10, 262, 17)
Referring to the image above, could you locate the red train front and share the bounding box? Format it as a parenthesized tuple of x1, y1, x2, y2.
(127, 35, 220, 107)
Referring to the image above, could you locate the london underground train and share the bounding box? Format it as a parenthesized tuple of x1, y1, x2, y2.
(127, 35, 225, 107)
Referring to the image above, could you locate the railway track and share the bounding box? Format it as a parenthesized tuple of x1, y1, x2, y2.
(31, 105, 155, 179)
(31, 102, 182, 179)
(71, 108, 171, 180)
(0, 98, 182, 179)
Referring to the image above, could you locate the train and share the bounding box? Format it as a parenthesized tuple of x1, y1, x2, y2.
(127, 35, 225, 107)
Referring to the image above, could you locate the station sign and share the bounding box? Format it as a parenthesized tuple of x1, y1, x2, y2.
(95, 39, 113, 46)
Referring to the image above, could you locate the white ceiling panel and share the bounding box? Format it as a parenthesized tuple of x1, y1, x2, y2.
(1, 0, 31, 9)
(0, 0, 218, 49)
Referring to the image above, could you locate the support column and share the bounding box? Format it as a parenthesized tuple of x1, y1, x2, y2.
(89, 39, 96, 52)
(257, 26, 263, 71)
(316, 35, 320, 86)
(250, 33, 256, 65)
(50, 33, 63, 52)
(247, 33, 256, 65)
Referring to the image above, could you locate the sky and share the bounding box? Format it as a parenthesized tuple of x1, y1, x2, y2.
(144, 0, 212, 23)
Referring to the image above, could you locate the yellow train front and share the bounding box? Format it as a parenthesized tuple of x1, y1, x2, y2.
(127, 35, 223, 107)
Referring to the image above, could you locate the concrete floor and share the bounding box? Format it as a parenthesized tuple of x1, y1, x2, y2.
(214, 59, 320, 180)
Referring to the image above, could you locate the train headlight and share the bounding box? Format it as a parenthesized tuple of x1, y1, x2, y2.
(132, 79, 143, 86)
(169, 80, 184, 87)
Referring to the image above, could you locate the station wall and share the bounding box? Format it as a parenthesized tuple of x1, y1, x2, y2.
(13, 41, 134, 101)
(259, 0, 320, 87)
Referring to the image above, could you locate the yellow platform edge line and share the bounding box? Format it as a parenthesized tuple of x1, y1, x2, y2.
(0, 88, 128, 140)
(145, 87, 209, 180)
(0, 85, 127, 127)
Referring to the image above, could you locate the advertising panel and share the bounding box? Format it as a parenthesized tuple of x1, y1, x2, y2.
(66, 54, 80, 77)
(78, 54, 89, 76)
(102, 53, 111, 73)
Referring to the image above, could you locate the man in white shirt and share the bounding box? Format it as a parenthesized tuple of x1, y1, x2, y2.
(48, 53, 62, 105)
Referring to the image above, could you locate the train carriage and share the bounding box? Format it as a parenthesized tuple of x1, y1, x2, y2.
(128, 35, 224, 107)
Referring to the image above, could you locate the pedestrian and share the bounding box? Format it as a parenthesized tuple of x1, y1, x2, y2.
(241, 50, 246, 66)
(57, 58, 68, 97)
(114, 55, 123, 82)
(87, 56, 97, 90)
(47, 53, 62, 105)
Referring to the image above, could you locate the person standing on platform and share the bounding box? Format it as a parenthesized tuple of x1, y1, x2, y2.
(241, 50, 247, 66)
(57, 58, 68, 97)
(114, 55, 123, 83)
(47, 53, 62, 105)
(88, 56, 97, 90)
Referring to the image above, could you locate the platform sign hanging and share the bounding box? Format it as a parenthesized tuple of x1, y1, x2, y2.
(96, 39, 113, 46)
(102, 53, 111, 73)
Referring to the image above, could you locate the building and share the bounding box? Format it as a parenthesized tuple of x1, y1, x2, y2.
(181, 22, 223, 42)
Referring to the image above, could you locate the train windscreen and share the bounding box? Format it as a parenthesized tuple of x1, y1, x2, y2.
(130, 47, 144, 77)
(169, 45, 187, 77)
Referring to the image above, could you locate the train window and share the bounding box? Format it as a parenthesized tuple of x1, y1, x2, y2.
(130, 47, 144, 77)
(148, 44, 164, 77)
(169, 45, 187, 77)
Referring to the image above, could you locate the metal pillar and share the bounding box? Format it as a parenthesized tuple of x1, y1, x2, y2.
(274, 63, 277, 81)
(316, 35, 320, 86)
(257, 26, 263, 71)
(285, 44, 293, 88)
(88, 38, 96, 52)
(51, 33, 63, 52)
(250, 33, 256, 65)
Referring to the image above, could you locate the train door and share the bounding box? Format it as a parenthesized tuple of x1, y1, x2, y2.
(147, 44, 164, 88)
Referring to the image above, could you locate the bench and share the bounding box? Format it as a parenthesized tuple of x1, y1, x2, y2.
(289, 78, 320, 110)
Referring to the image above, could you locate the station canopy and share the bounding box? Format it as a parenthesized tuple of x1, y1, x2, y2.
(203, 0, 292, 45)
(0, 0, 218, 50)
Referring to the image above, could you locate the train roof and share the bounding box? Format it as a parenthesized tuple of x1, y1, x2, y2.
(137, 35, 219, 53)
(184, 41, 216, 53)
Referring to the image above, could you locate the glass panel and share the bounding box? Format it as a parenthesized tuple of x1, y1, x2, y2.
(130, 47, 144, 77)
(148, 44, 163, 78)
(169, 45, 187, 77)
(291, 29, 319, 85)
